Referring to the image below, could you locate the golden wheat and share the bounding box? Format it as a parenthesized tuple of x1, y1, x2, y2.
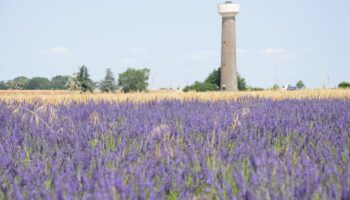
(0, 89, 349, 104)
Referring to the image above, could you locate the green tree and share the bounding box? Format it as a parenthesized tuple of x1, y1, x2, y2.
(238, 73, 247, 91)
(99, 68, 118, 93)
(0, 81, 9, 90)
(118, 68, 150, 93)
(204, 68, 220, 87)
(26, 77, 50, 90)
(203, 68, 247, 91)
(51, 75, 69, 90)
(67, 66, 95, 93)
(338, 81, 350, 88)
(76, 65, 95, 93)
(8, 76, 29, 89)
(296, 80, 305, 89)
(183, 81, 217, 92)
(67, 73, 79, 91)
(272, 84, 280, 90)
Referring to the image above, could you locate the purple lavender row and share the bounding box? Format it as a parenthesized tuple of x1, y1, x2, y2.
(0, 99, 349, 199)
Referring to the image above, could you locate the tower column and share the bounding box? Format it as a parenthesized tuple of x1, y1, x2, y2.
(218, 1, 240, 91)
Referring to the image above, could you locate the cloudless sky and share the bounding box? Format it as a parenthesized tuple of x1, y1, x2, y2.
(0, 0, 349, 89)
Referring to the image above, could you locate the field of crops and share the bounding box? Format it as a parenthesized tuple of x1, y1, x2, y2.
(0, 90, 350, 199)
(1, 89, 350, 103)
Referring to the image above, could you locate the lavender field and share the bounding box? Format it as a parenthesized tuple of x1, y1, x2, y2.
(0, 98, 349, 200)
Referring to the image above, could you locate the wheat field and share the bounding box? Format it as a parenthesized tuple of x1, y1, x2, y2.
(0, 89, 349, 104)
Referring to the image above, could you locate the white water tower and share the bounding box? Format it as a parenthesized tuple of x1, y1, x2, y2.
(218, 1, 240, 91)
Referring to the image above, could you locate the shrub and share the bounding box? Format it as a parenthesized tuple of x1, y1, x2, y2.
(183, 81, 218, 92)
(338, 82, 350, 89)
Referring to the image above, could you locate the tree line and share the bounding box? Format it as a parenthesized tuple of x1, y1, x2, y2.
(0, 66, 150, 93)
(1, 65, 349, 92)
(0, 76, 68, 90)
(183, 68, 350, 91)
(183, 68, 258, 92)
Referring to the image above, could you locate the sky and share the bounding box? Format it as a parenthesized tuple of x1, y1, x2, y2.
(0, 0, 349, 89)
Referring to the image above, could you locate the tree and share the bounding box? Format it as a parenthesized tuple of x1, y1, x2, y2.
(99, 68, 118, 92)
(26, 77, 50, 90)
(338, 81, 350, 89)
(183, 81, 217, 92)
(272, 84, 280, 90)
(296, 80, 306, 89)
(51, 75, 69, 90)
(118, 68, 150, 93)
(205, 68, 220, 87)
(67, 74, 80, 91)
(7, 76, 29, 90)
(238, 73, 247, 91)
(0, 81, 9, 90)
(204, 68, 247, 91)
(77, 65, 95, 92)
(67, 66, 95, 93)
(76, 65, 95, 93)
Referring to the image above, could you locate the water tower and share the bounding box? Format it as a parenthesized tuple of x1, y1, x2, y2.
(218, 1, 240, 91)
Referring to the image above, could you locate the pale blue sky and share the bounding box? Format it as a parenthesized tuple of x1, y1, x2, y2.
(0, 0, 349, 89)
